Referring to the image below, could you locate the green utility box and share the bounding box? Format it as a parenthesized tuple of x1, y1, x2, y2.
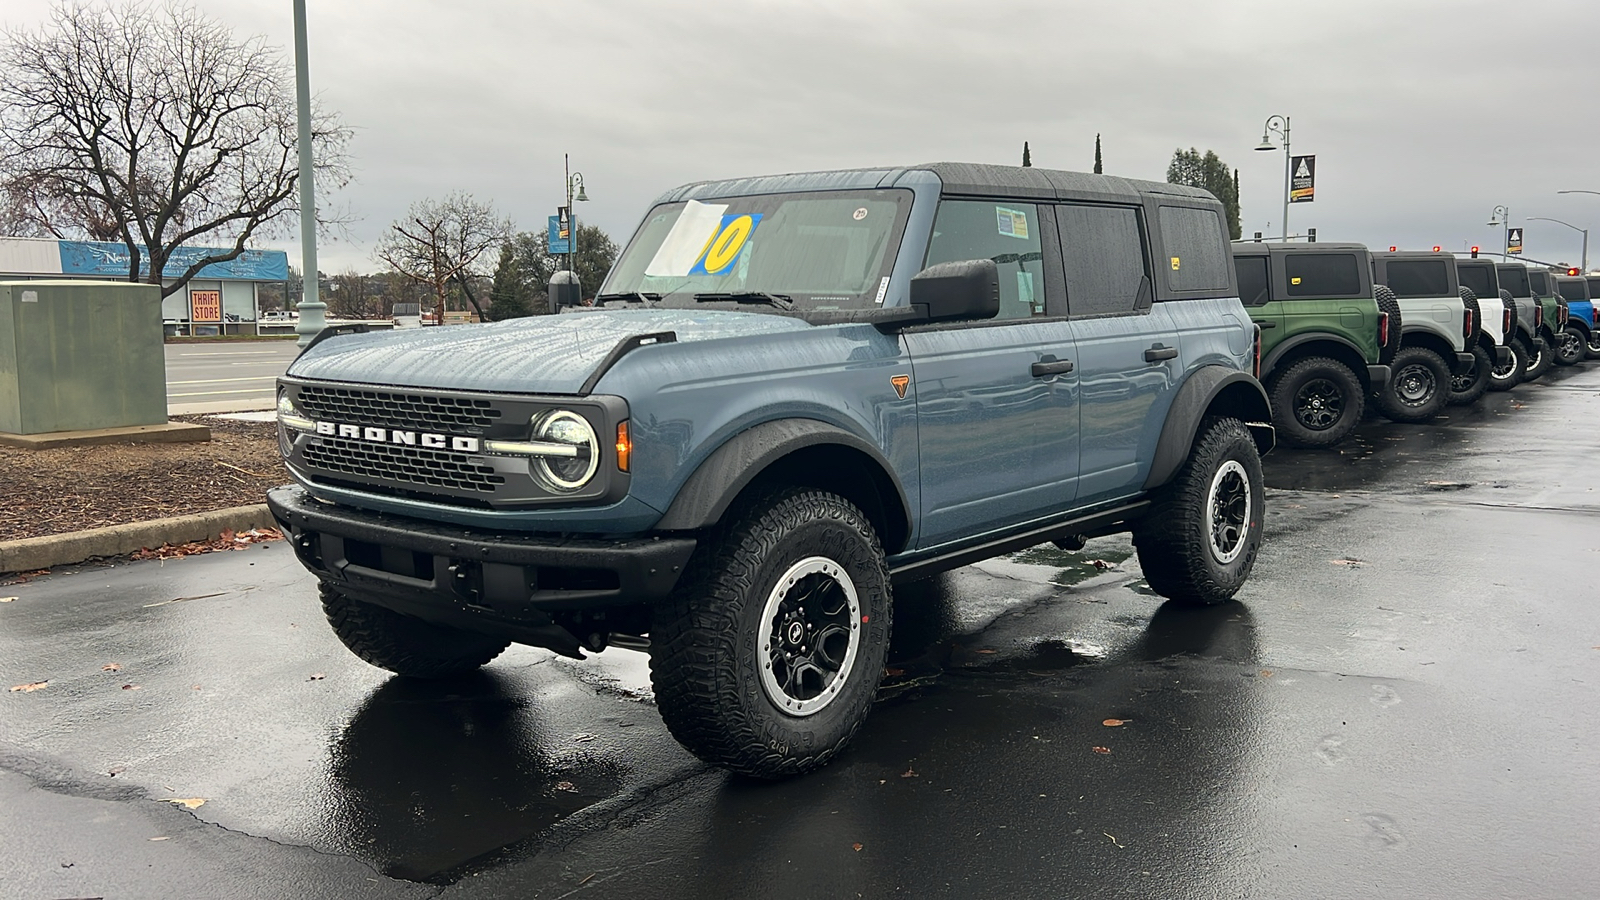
(0, 281, 167, 435)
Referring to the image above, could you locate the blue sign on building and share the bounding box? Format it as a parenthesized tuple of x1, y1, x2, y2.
(57, 240, 289, 282)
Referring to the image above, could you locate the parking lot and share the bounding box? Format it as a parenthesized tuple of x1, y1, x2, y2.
(4, 366, 1599, 899)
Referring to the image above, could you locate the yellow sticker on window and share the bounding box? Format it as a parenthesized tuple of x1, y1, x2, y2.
(1170, 257, 1181, 270)
(1291, 277, 1302, 285)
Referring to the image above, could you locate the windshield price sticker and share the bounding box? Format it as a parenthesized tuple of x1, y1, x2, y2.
(996, 206, 1029, 239)
(644, 200, 764, 277)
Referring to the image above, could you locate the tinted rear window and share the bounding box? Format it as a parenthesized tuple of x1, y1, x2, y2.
(1383, 260, 1451, 297)
(1559, 279, 1589, 301)
(1056, 203, 1149, 317)
(1581, 278, 1600, 300)
(1284, 253, 1362, 297)
(1234, 255, 1270, 306)
(1457, 264, 1497, 300)
(1528, 270, 1549, 295)
(1157, 206, 1230, 292)
(1496, 266, 1530, 298)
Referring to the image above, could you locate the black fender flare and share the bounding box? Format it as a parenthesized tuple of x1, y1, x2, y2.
(1260, 332, 1368, 381)
(654, 418, 912, 547)
(1143, 367, 1274, 492)
(1568, 317, 1593, 338)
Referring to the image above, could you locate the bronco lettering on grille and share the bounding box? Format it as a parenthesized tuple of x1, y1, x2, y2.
(314, 421, 481, 453)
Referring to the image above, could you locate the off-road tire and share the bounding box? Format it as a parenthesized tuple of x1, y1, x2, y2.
(1488, 339, 1527, 391)
(1267, 356, 1365, 448)
(1585, 325, 1600, 360)
(1553, 325, 1586, 366)
(1133, 417, 1264, 606)
(1521, 336, 1553, 381)
(1447, 344, 1493, 406)
(649, 488, 892, 779)
(1375, 346, 1450, 422)
(320, 582, 509, 678)
(1374, 285, 1403, 367)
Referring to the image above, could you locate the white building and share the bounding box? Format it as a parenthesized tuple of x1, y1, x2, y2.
(0, 237, 289, 335)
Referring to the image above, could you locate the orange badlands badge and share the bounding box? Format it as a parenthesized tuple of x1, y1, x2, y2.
(890, 374, 910, 399)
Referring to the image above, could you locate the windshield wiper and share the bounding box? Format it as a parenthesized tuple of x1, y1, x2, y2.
(594, 291, 662, 306)
(694, 291, 794, 310)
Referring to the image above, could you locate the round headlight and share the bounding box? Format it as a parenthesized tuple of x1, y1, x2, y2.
(533, 410, 599, 491)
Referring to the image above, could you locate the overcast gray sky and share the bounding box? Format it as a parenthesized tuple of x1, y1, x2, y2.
(9, 0, 1600, 271)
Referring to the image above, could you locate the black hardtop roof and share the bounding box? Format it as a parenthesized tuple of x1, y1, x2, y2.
(915, 162, 1217, 205)
(1371, 250, 1458, 262)
(1232, 241, 1369, 257)
(1457, 257, 1497, 268)
(654, 162, 1220, 207)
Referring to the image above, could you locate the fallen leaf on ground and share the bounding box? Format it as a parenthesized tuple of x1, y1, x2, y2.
(1330, 558, 1363, 567)
(852, 842, 864, 852)
(108, 766, 126, 776)
(1102, 719, 1128, 727)
(148, 836, 169, 842)
(1104, 832, 1123, 848)
(10, 681, 48, 693)
(884, 667, 905, 677)
(0, 596, 16, 603)
(159, 798, 206, 809)
(308, 673, 325, 681)
(554, 781, 577, 792)
(102, 663, 122, 672)
(975, 649, 997, 655)
(1092, 746, 1111, 755)
(901, 767, 919, 778)
(1260, 669, 1275, 678)
(121, 683, 140, 691)
(1089, 559, 1118, 570)
(571, 733, 596, 743)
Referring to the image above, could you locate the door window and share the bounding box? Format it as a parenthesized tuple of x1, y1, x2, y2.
(1056, 204, 1149, 317)
(925, 201, 1046, 320)
(1234, 256, 1270, 306)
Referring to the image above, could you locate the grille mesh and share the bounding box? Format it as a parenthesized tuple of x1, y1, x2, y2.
(303, 438, 506, 494)
(297, 386, 502, 434)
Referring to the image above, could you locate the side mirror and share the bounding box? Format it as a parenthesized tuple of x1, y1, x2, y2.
(909, 259, 1000, 323)
(549, 270, 583, 310)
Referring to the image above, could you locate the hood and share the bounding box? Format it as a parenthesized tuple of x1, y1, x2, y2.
(286, 308, 813, 395)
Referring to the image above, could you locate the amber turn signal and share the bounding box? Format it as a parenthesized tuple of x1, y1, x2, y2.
(615, 421, 631, 472)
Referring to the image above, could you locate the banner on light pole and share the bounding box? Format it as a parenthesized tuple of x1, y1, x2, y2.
(548, 208, 572, 254)
(1507, 227, 1523, 255)
(1289, 155, 1315, 203)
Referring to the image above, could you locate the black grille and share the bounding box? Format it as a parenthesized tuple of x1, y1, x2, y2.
(303, 438, 506, 494)
(297, 386, 503, 434)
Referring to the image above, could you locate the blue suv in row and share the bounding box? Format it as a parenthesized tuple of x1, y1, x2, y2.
(270, 163, 1273, 777)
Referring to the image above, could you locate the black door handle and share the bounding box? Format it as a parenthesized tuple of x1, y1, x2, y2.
(1031, 358, 1075, 377)
(1144, 345, 1179, 362)
(1252, 319, 1277, 329)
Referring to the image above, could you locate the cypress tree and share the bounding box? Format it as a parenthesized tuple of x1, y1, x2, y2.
(1021, 141, 1032, 167)
(1094, 134, 1103, 174)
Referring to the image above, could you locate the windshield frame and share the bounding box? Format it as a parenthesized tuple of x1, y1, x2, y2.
(599, 188, 915, 312)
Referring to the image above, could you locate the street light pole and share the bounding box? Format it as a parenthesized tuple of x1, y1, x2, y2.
(563, 153, 587, 279)
(1488, 205, 1511, 256)
(1255, 115, 1292, 241)
(291, 0, 324, 348)
(1527, 216, 1589, 272)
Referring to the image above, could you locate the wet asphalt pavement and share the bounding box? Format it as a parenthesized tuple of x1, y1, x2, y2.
(5, 368, 1600, 899)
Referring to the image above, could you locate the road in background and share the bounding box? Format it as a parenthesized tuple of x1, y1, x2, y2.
(165, 341, 300, 415)
(5, 367, 1600, 898)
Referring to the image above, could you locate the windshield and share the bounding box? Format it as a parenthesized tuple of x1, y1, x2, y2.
(601, 190, 911, 310)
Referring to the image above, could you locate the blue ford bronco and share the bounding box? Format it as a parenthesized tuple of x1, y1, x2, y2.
(269, 163, 1274, 777)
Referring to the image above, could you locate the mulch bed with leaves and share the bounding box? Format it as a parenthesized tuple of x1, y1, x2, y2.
(0, 417, 289, 543)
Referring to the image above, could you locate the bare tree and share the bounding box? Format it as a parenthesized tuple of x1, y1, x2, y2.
(0, 1, 351, 297)
(375, 193, 511, 323)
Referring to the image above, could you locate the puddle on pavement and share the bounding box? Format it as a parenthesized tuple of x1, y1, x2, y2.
(1005, 543, 1133, 587)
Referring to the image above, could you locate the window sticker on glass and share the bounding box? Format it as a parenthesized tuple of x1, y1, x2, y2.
(689, 213, 763, 276)
(996, 206, 1030, 239)
(875, 276, 890, 305)
(645, 200, 727, 276)
(1017, 271, 1040, 313)
(854, 207, 869, 221)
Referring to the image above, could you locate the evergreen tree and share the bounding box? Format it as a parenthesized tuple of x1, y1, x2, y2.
(1166, 147, 1241, 240)
(1094, 134, 1103, 174)
(1022, 141, 1032, 168)
(487, 243, 531, 320)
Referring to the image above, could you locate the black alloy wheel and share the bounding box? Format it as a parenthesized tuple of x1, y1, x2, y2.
(1553, 326, 1585, 366)
(1375, 346, 1450, 423)
(1447, 345, 1492, 406)
(1266, 356, 1364, 448)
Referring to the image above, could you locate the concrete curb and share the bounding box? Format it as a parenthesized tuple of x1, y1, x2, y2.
(0, 504, 275, 575)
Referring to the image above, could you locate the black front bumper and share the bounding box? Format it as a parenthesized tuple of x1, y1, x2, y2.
(268, 485, 696, 651)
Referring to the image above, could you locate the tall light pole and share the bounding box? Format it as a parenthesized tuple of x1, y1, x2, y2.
(1255, 115, 1291, 241)
(564, 153, 588, 278)
(1487, 205, 1511, 256)
(291, 0, 324, 348)
(1527, 216, 1589, 272)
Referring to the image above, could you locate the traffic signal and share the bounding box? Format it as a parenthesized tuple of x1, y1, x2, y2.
(1307, 228, 1317, 243)
(1470, 246, 1479, 258)
(1568, 267, 1581, 276)
(1389, 246, 1398, 252)
(1432, 246, 1442, 253)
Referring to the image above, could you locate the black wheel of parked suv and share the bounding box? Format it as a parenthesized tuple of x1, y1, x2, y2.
(1586, 327, 1600, 360)
(1554, 325, 1586, 366)
(1375, 346, 1450, 422)
(1133, 417, 1264, 606)
(1521, 335, 1553, 381)
(1447, 345, 1493, 405)
(1374, 285, 1403, 368)
(649, 487, 892, 779)
(1267, 356, 1364, 448)
(320, 582, 509, 678)
(1487, 339, 1527, 391)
